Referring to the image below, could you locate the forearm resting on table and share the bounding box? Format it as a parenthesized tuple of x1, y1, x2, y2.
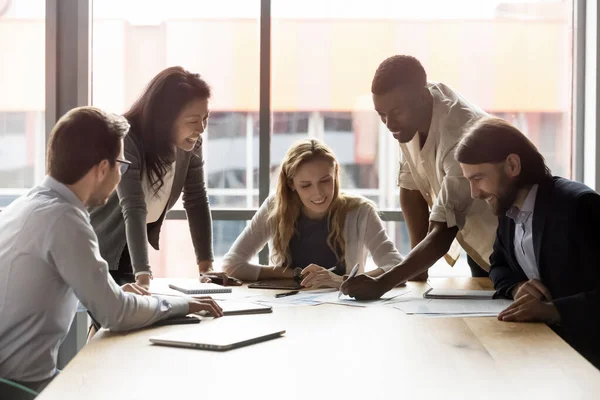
(378, 222, 458, 291)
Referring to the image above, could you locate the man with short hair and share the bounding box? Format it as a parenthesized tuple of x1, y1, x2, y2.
(0, 106, 223, 392)
(456, 117, 600, 368)
(342, 55, 498, 299)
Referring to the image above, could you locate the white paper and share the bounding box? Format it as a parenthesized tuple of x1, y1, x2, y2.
(317, 287, 412, 307)
(251, 288, 337, 307)
(250, 287, 413, 308)
(393, 298, 513, 316)
(416, 313, 500, 318)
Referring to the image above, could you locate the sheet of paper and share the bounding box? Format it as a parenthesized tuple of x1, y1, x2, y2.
(393, 298, 513, 316)
(250, 288, 337, 307)
(416, 313, 500, 318)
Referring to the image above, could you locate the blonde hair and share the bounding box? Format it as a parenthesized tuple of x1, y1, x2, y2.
(267, 139, 372, 267)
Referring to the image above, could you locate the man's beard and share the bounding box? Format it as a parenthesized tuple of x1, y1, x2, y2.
(495, 175, 519, 216)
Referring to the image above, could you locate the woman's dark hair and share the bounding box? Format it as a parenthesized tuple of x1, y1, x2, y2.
(455, 117, 552, 187)
(124, 66, 210, 193)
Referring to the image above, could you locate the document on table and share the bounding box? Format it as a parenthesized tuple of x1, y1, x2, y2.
(251, 289, 337, 307)
(393, 298, 513, 317)
(250, 287, 412, 308)
(318, 287, 413, 307)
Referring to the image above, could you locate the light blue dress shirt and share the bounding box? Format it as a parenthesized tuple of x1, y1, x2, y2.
(0, 176, 189, 383)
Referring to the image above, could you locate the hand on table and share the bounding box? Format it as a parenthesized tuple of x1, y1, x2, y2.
(300, 264, 343, 289)
(498, 294, 560, 324)
(340, 274, 388, 300)
(187, 297, 224, 318)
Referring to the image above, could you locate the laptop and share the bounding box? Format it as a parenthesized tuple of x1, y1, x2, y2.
(149, 326, 286, 351)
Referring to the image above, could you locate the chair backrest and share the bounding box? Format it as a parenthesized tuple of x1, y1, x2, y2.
(0, 377, 39, 399)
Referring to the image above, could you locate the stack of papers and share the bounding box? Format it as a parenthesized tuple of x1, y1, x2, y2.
(250, 287, 412, 308)
(393, 298, 513, 318)
(423, 288, 496, 299)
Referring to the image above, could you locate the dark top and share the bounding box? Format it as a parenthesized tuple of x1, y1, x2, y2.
(489, 176, 600, 368)
(288, 214, 345, 275)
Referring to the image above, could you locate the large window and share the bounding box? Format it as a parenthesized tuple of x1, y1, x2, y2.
(0, 0, 45, 207)
(91, 0, 574, 277)
(270, 0, 574, 275)
(92, 0, 260, 273)
(92, 0, 260, 213)
(0, 0, 575, 278)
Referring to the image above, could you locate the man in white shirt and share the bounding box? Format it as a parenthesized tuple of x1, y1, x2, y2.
(0, 106, 222, 393)
(342, 55, 497, 299)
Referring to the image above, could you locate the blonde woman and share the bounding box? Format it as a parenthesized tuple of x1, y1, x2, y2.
(222, 139, 404, 289)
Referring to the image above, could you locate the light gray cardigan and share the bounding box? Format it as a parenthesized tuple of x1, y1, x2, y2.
(90, 132, 213, 276)
(222, 196, 404, 281)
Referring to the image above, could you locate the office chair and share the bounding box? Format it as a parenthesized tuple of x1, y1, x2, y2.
(0, 377, 39, 399)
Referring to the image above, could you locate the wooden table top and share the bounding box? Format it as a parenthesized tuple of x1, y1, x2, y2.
(37, 278, 600, 400)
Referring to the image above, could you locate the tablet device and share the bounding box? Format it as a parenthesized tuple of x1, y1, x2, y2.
(217, 300, 272, 316)
(149, 326, 285, 351)
(152, 315, 201, 327)
(248, 279, 302, 290)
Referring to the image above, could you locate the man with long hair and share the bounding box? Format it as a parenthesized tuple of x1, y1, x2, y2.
(456, 117, 600, 368)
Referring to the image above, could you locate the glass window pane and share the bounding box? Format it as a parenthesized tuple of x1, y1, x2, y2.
(271, 0, 574, 211)
(150, 220, 257, 278)
(92, 0, 260, 211)
(0, 0, 46, 207)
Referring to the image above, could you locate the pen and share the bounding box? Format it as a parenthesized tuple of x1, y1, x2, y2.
(338, 263, 360, 299)
(275, 290, 299, 298)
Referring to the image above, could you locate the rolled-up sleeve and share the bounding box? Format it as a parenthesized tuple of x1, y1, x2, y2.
(429, 149, 473, 229)
(397, 154, 418, 190)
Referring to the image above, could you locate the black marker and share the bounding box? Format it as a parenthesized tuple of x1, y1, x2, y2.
(275, 290, 299, 298)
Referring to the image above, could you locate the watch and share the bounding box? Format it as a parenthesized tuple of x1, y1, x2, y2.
(293, 267, 303, 282)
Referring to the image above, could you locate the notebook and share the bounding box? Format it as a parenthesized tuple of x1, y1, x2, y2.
(149, 326, 285, 351)
(423, 288, 497, 300)
(217, 300, 272, 316)
(168, 282, 233, 295)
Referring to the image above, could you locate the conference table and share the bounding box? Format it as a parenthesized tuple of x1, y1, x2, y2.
(38, 277, 600, 400)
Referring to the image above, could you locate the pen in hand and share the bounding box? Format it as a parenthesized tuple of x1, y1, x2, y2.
(338, 263, 360, 299)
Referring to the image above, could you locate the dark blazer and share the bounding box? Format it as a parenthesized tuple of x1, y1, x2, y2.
(90, 132, 213, 275)
(490, 176, 600, 368)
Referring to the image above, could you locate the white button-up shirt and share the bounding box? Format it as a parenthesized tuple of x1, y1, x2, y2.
(398, 82, 498, 269)
(506, 185, 540, 280)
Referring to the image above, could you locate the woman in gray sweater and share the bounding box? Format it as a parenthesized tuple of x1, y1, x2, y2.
(222, 139, 405, 288)
(91, 66, 223, 288)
